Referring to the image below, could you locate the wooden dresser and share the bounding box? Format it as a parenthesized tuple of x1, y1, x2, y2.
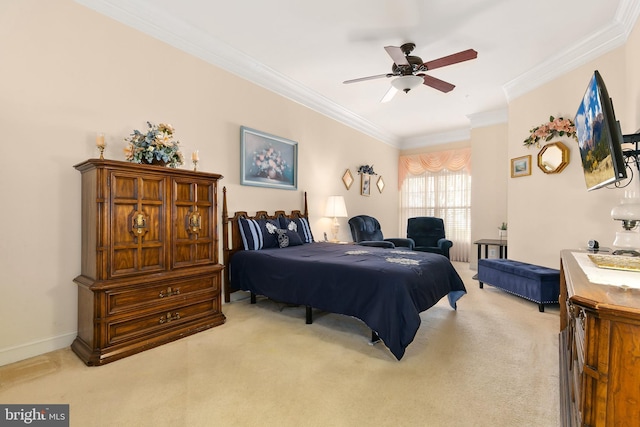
(559, 250, 640, 426)
(72, 159, 225, 366)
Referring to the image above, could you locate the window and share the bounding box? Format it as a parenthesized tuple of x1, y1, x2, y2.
(400, 168, 471, 262)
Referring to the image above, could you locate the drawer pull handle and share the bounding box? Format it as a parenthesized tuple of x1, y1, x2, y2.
(159, 312, 181, 324)
(187, 210, 202, 235)
(159, 287, 180, 298)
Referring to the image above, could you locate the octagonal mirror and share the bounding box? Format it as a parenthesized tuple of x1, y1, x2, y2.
(538, 141, 570, 174)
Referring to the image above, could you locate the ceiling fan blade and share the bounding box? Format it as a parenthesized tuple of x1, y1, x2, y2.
(343, 73, 391, 84)
(423, 49, 478, 70)
(421, 74, 455, 93)
(380, 86, 398, 103)
(384, 46, 409, 66)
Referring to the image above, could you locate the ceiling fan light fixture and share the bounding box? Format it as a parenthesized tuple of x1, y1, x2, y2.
(391, 75, 424, 93)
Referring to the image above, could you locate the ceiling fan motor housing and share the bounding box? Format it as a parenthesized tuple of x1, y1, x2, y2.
(392, 55, 425, 75)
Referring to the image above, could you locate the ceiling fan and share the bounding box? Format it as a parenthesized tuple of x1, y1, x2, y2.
(343, 42, 477, 102)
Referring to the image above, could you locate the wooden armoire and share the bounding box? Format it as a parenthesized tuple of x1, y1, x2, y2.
(72, 159, 225, 366)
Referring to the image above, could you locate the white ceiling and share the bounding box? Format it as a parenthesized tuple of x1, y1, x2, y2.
(78, 0, 640, 148)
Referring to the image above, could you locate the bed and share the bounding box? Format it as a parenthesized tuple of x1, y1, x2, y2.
(222, 188, 466, 360)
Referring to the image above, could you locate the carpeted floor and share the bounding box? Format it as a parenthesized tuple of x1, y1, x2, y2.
(0, 262, 560, 426)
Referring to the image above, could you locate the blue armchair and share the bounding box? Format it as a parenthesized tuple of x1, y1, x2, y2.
(406, 217, 453, 258)
(348, 215, 415, 249)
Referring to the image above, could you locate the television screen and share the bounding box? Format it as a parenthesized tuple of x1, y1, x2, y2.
(574, 70, 627, 191)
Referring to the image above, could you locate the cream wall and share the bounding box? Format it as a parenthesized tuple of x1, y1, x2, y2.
(0, 1, 399, 366)
(470, 123, 508, 268)
(507, 30, 640, 268)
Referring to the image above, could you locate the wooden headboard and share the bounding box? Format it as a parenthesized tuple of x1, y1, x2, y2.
(221, 186, 309, 302)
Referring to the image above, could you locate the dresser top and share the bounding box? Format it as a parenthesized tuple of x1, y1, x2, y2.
(561, 249, 640, 318)
(74, 158, 223, 181)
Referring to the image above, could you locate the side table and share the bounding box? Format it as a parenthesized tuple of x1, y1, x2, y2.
(473, 238, 508, 280)
(474, 238, 508, 260)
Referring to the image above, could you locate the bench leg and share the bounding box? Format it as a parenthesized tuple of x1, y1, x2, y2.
(306, 306, 313, 324)
(479, 281, 484, 289)
(538, 303, 544, 312)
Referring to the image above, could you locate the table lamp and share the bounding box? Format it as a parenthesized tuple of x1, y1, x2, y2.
(611, 193, 640, 254)
(325, 195, 348, 243)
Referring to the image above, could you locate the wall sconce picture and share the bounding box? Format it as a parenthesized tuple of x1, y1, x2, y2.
(361, 174, 371, 196)
(377, 176, 385, 193)
(511, 155, 532, 178)
(342, 169, 354, 190)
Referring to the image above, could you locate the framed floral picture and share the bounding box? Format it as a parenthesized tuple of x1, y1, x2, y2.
(240, 126, 298, 190)
(511, 155, 532, 178)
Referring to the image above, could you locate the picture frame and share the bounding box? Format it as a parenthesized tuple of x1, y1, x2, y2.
(361, 174, 371, 196)
(376, 176, 385, 193)
(240, 126, 298, 190)
(511, 155, 532, 178)
(342, 169, 354, 190)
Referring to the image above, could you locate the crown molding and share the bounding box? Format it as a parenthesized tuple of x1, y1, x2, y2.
(467, 109, 508, 129)
(503, 0, 640, 102)
(77, 0, 639, 148)
(75, 0, 399, 147)
(400, 128, 472, 150)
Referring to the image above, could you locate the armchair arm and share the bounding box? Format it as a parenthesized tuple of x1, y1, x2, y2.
(437, 238, 453, 259)
(357, 240, 395, 249)
(437, 238, 453, 250)
(385, 238, 415, 250)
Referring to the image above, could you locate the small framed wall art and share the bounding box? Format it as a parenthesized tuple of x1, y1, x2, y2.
(342, 169, 354, 190)
(361, 174, 371, 196)
(376, 176, 385, 193)
(511, 155, 532, 178)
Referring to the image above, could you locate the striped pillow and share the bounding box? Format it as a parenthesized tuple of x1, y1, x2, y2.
(280, 217, 314, 243)
(238, 218, 280, 250)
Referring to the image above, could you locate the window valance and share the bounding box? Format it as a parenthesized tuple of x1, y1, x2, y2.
(398, 147, 471, 188)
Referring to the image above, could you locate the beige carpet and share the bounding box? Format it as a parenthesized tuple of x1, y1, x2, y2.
(0, 263, 560, 427)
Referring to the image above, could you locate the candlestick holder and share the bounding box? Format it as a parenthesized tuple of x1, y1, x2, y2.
(98, 145, 105, 160)
(192, 159, 198, 171)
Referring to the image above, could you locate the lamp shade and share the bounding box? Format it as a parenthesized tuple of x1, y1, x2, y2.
(391, 75, 424, 93)
(325, 195, 348, 218)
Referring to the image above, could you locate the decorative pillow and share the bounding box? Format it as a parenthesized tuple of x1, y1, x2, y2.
(275, 229, 304, 248)
(280, 217, 314, 243)
(238, 218, 280, 250)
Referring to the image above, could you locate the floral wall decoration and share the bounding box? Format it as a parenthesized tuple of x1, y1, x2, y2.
(357, 164, 376, 175)
(523, 116, 578, 148)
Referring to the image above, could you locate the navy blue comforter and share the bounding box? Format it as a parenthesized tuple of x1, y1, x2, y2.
(229, 242, 466, 360)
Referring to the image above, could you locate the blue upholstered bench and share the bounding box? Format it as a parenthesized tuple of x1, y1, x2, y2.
(477, 258, 560, 312)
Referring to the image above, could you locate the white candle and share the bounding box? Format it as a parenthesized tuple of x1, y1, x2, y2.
(192, 150, 199, 162)
(96, 133, 105, 148)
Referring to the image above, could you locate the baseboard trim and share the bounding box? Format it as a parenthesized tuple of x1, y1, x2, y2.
(0, 332, 76, 367)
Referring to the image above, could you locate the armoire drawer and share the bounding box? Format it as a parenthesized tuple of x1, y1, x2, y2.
(106, 274, 220, 314)
(106, 299, 219, 345)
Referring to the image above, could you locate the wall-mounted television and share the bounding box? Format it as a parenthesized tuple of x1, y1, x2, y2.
(574, 70, 627, 191)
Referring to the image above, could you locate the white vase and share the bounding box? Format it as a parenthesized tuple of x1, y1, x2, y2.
(498, 230, 507, 239)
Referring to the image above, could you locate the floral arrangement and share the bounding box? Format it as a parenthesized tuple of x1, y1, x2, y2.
(249, 145, 289, 181)
(498, 222, 507, 230)
(124, 121, 184, 168)
(357, 164, 376, 175)
(523, 116, 577, 148)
